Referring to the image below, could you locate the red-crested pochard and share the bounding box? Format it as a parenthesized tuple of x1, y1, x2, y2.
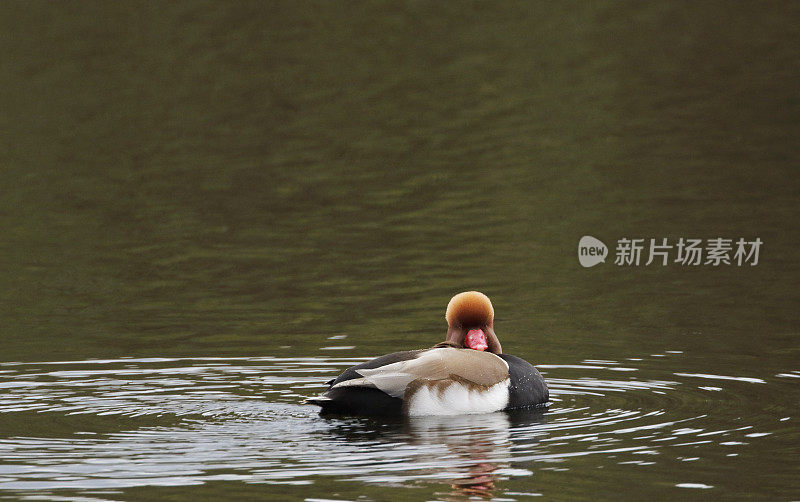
(308, 291, 549, 416)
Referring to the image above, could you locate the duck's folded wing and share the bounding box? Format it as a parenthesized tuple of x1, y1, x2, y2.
(330, 348, 509, 398)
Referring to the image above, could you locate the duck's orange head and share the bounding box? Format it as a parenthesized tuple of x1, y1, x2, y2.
(444, 291, 502, 354)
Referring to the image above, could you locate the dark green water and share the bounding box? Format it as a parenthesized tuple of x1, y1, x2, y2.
(1, 2, 799, 500)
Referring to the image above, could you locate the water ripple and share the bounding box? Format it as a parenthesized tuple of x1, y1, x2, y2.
(0, 354, 796, 499)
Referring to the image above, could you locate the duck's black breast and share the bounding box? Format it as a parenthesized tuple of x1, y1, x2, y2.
(498, 354, 549, 409)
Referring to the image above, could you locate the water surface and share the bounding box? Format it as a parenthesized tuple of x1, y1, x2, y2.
(1, 354, 796, 500)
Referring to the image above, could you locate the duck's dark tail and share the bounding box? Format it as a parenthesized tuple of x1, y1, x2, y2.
(305, 387, 403, 416)
(304, 395, 331, 406)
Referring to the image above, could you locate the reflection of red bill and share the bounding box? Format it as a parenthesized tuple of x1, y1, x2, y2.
(464, 329, 488, 351)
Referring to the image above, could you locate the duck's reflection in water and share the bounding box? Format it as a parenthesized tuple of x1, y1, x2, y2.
(407, 409, 547, 499)
(320, 408, 546, 496)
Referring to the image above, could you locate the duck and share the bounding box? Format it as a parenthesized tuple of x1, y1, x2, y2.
(307, 291, 548, 416)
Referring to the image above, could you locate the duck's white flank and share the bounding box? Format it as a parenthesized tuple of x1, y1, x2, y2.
(405, 379, 510, 416)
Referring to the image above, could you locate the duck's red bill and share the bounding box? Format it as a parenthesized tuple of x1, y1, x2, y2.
(465, 329, 488, 351)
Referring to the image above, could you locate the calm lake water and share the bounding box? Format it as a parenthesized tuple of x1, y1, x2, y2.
(1, 2, 799, 500)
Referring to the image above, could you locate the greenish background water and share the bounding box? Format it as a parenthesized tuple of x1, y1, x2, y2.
(1, 2, 798, 500)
